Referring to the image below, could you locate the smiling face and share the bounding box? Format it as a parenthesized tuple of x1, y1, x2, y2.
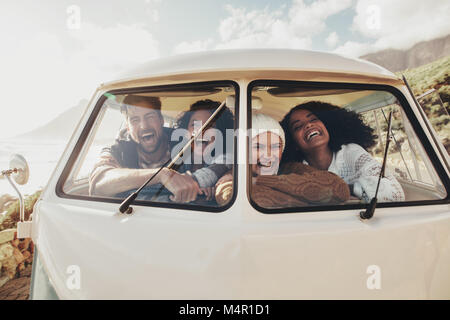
(251, 131, 283, 176)
(126, 102, 164, 154)
(187, 109, 216, 159)
(288, 109, 330, 155)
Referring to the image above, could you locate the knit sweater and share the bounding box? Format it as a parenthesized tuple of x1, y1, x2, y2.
(251, 162, 350, 208)
(303, 143, 405, 203)
(215, 162, 350, 208)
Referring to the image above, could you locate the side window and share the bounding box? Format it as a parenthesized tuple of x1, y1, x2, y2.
(361, 105, 442, 188)
(59, 82, 238, 210)
(416, 89, 450, 155)
(248, 82, 447, 212)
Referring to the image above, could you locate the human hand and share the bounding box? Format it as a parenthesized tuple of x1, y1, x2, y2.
(159, 168, 201, 203)
(200, 187, 215, 201)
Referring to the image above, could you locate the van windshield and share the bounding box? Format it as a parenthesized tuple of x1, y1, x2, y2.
(60, 82, 238, 210)
(247, 81, 447, 212)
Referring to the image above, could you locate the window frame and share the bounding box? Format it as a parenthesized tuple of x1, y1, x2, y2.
(247, 79, 450, 214)
(56, 80, 240, 213)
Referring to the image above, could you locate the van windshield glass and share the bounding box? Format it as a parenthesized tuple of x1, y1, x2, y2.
(61, 83, 237, 209)
(247, 82, 447, 212)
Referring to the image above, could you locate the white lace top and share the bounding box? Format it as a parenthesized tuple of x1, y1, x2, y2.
(305, 143, 405, 203)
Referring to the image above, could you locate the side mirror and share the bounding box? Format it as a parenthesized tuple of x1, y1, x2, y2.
(1, 154, 32, 238)
(1, 154, 30, 185)
(9, 154, 30, 185)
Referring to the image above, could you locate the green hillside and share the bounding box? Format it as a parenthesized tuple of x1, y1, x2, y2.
(398, 54, 450, 98)
(398, 55, 450, 152)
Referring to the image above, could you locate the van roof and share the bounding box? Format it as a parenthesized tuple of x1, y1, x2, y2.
(101, 49, 401, 89)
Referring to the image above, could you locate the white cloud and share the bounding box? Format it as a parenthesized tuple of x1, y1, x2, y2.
(333, 40, 375, 57)
(0, 22, 159, 138)
(173, 1, 352, 53)
(334, 0, 450, 58)
(217, 1, 352, 50)
(288, 0, 353, 35)
(173, 39, 213, 55)
(216, 5, 303, 50)
(336, 0, 450, 57)
(325, 31, 339, 48)
(69, 22, 159, 71)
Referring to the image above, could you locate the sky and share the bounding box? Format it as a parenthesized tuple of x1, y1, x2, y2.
(0, 0, 449, 138)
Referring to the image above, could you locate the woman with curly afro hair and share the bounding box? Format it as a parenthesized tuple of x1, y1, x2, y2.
(280, 101, 404, 203)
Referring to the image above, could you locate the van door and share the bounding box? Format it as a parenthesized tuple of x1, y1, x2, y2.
(242, 80, 450, 299)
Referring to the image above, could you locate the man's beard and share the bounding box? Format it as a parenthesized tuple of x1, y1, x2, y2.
(139, 136, 162, 154)
(135, 128, 164, 154)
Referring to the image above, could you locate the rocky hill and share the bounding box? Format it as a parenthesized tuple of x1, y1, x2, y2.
(360, 34, 450, 72)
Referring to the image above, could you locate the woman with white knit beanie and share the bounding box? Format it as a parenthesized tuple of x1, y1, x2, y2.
(250, 113, 286, 176)
(215, 112, 350, 208)
(249, 113, 350, 208)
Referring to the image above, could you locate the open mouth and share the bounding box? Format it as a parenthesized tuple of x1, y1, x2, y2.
(141, 132, 155, 143)
(305, 129, 321, 142)
(257, 160, 273, 168)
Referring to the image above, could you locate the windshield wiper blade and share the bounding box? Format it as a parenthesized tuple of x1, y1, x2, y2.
(119, 99, 228, 214)
(360, 111, 393, 220)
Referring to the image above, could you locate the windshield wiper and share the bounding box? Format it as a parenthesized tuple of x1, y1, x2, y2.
(119, 99, 228, 214)
(360, 111, 393, 220)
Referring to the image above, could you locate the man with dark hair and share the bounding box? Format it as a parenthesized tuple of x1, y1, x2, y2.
(89, 94, 201, 203)
(120, 95, 161, 116)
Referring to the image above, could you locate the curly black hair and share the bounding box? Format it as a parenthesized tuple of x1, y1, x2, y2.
(176, 99, 234, 154)
(280, 101, 376, 162)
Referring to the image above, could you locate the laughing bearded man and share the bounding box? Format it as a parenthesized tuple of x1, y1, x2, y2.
(89, 94, 201, 203)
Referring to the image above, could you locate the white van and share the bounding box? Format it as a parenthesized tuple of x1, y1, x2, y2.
(25, 49, 449, 299)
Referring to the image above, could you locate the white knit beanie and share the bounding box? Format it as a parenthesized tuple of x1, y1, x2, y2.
(251, 113, 286, 152)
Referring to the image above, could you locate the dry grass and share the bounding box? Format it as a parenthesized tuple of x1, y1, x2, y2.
(0, 190, 42, 232)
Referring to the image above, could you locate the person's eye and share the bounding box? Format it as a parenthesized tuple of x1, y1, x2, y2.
(293, 124, 303, 131)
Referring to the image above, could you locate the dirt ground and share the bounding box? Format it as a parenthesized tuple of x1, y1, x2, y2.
(0, 265, 32, 300)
